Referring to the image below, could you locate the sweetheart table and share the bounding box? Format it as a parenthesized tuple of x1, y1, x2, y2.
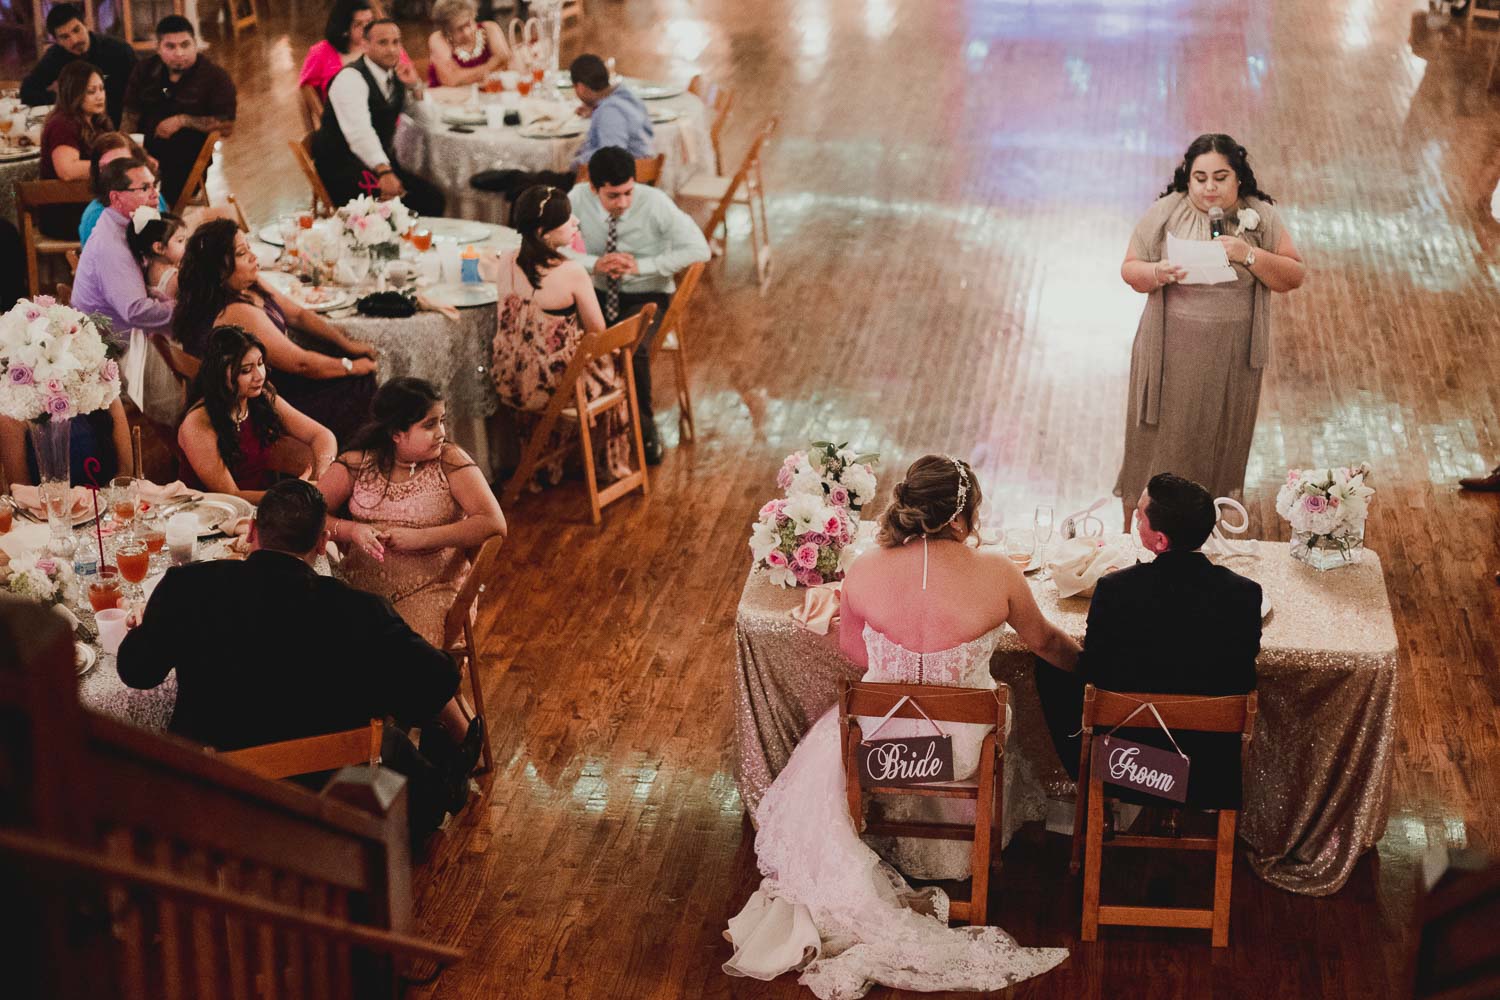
(731, 543, 1400, 896)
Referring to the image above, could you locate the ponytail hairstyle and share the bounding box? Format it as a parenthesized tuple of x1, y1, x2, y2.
(877, 455, 984, 547)
(1160, 133, 1275, 204)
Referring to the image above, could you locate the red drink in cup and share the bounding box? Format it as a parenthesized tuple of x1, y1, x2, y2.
(0, 505, 12, 533)
(142, 528, 166, 554)
(412, 229, 432, 252)
(113, 499, 136, 522)
(532, 66, 545, 86)
(88, 568, 123, 611)
(117, 542, 150, 585)
(517, 78, 532, 97)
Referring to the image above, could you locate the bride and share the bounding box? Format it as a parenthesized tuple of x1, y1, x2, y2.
(725, 455, 1081, 998)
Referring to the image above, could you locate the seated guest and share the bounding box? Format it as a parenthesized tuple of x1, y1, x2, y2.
(38, 61, 112, 236)
(121, 16, 236, 206)
(124, 207, 185, 299)
(321, 377, 505, 739)
(1, 401, 130, 488)
(426, 0, 509, 87)
(566, 146, 710, 464)
(117, 479, 480, 841)
(21, 2, 136, 125)
(1034, 472, 1261, 809)
(71, 157, 175, 346)
(568, 53, 653, 169)
(178, 325, 337, 503)
(78, 132, 167, 245)
(485, 185, 634, 484)
(312, 18, 444, 215)
(301, 0, 373, 99)
(174, 219, 378, 443)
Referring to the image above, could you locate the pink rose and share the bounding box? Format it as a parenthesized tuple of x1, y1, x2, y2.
(805, 532, 830, 546)
(759, 499, 781, 518)
(24, 307, 41, 321)
(1287, 470, 1301, 483)
(7, 364, 34, 385)
(793, 542, 820, 569)
(102, 360, 120, 382)
(823, 514, 842, 536)
(776, 466, 794, 490)
(1302, 495, 1327, 514)
(33, 295, 55, 307)
(36, 558, 57, 575)
(766, 550, 789, 568)
(44, 378, 64, 394)
(796, 567, 824, 587)
(44, 395, 71, 415)
(1328, 496, 1340, 507)
(828, 485, 850, 507)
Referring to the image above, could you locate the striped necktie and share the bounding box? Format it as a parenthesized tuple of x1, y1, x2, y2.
(604, 213, 620, 322)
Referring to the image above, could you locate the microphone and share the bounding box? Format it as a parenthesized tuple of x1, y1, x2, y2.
(1208, 206, 1225, 238)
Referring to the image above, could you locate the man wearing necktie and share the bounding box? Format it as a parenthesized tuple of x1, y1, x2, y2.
(312, 18, 445, 215)
(567, 146, 710, 465)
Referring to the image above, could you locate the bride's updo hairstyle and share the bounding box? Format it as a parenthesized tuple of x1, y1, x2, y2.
(877, 455, 983, 547)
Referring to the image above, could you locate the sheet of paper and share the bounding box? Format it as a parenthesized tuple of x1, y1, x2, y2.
(1166, 232, 1237, 285)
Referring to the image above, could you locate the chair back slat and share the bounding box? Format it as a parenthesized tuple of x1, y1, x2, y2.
(1082, 686, 1255, 735)
(650, 261, 704, 359)
(442, 533, 506, 652)
(702, 117, 777, 241)
(17, 178, 93, 208)
(219, 720, 383, 781)
(171, 132, 222, 216)
(290, 134, 335, 218)
(843, 681, 1006, 727)
(576, 154, 666, 187)
(585, 304, 655, 356)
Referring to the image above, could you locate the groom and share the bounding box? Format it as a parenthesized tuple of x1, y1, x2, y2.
(1034, 472, 1261, 808)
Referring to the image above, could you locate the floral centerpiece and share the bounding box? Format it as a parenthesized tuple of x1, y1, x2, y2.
(338, 194, 413, 261)
(0, 296, 120, 423)
(749, 440, 879, 588)
(1, 550, 79, 608)
(1274, 463, 1375, 571)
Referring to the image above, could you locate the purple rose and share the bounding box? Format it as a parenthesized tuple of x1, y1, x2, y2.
(44, 394, 71, 416)
(1301, 495, 1328, 514)
(797, 568, 824, 587)
(805, 532, 830, 546)
(102, 360, 120, 382)
(7, 364, 33, 385)
(828, 485, 851, 507)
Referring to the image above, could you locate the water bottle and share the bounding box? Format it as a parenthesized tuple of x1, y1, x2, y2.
(73, 537, 98, 578)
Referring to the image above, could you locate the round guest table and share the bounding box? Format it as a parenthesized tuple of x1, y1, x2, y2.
(0, 151, 42, 228)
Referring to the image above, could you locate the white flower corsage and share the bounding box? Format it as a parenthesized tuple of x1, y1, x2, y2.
(131, 205, 162, 234)
(1235, 207, 1260, 237)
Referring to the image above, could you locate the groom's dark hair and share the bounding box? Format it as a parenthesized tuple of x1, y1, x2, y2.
(1144, 473, 1215, 551)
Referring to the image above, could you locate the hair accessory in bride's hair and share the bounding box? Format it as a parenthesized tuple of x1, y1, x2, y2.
(944, 456, 969, 527)
(130, 205, 161, 234)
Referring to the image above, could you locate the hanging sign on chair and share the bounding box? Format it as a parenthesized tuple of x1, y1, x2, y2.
(1091, 700, 1190, 804)
(856, 695, 955, 789)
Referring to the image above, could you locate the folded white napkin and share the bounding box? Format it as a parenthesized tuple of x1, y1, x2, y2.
(1047, 536, 1139, 599)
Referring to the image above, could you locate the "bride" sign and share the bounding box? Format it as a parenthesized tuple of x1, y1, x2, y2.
(857, 734, 955, 789)
(1091, 735, 1189, 804)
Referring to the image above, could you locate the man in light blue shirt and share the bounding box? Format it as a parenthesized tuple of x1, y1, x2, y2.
(566, 146, 710, 464)
(569, 53, 654, 170)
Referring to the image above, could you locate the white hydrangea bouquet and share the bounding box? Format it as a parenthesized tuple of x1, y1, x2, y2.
(2, 550, 79, 608)
(338, 194, 412, 258)
(0, 297, 120, 422)
(1275, 463, 1375, 569)
(749, 441, 879, 588)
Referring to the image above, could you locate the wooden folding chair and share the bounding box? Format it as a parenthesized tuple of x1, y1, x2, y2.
(501, 306, 655, 524)
(575, 153, 666, 187)
(227, 193, 250, 232)
(1071, 685, 1257, 947)
(16, 178, 89, 297)
(65, 248, 79, 274)
(840, 681, 1008, 926)
(677, 117, 777, 293)
(441, 534, 506, 775)
(648, 260, 705, 442)
(298, 83, 325, 134)
(55, 282, 70, 305)
(219, 719, 383, 781)
(222, 0, 258, 37)
(290, 132, 336, 218)
(687, 74, 734, 174)
(170, 132, 221, 216)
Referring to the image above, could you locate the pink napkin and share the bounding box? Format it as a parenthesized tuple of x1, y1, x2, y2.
(416, 294, 461, 320)
(790, 581, 842, 635)
(8, 484, 91, 518)
(137, 480, 194, 504)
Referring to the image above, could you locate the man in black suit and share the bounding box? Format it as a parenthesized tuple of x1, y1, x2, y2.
(20, 3, 137, 126)
(1035, 472, 1261, 809)
(118, 481, 474, 840)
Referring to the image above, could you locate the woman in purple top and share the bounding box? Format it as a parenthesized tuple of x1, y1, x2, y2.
(426, 0, 510, 87)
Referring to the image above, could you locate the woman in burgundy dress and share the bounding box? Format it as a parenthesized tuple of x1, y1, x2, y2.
(39, 61, 112, 236)
(177, 326, 337, 504)
(426, 0, 510, 87)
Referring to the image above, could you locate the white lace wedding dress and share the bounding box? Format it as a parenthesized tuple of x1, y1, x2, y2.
(723, 611, 1068, 997)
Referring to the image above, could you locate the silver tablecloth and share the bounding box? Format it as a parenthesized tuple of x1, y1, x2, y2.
(394, 89, 714, 223)
(732, 543, 1399, 896)
(0, 154, 42, 228)
(80, 651, 178, 730)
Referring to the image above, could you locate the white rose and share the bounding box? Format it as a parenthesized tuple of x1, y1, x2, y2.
(787, 466, 824, 499)
(748, 520, 780, 562)
(1236, 207, 1260, 235)
(844, 463, 877, 504)
(765, 562, 797, 588)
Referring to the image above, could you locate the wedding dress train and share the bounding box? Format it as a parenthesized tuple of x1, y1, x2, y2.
(724, 619, 1068, 998)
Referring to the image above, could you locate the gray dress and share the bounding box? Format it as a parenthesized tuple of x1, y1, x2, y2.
(1114, 193, 1286, 509)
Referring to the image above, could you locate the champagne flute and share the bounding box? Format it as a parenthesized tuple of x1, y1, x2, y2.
(1033, 504, 1054, 578)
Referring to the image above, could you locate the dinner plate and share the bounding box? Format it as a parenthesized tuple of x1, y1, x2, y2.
(0, 145, 39, 162)
(75, 642, 96, 676)
(257, 270, 357, 312)
(190, 493, 254, 537)
(423, 281, 499, 308)
(649, 108, 680, 124)
(257, 221, 289, 247)
(1261, 591, 1272, 619)
(422, 217, 492, 244)
(442, 106, 488, 126)
(517, 118, 586, 139)
(635, 82, 685, 100)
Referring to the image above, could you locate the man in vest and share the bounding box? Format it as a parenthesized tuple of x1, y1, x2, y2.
(312, 18, 445, 216)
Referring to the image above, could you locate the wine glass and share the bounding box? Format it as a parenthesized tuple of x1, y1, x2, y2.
(115, 536, 150, 603)
(1003, 529, 1036, 571)
(109, 476, 139, 529)
(1033, 505, 1054, 578)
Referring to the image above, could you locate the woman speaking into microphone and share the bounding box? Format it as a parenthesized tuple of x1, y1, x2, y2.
(1114, 133, 1306, 527)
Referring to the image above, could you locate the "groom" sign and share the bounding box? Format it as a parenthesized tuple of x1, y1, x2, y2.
(1091, 735, 1189, 804)
(857, 734, 955, 788)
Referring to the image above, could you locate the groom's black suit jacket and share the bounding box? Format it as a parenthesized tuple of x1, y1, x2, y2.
(1037, 548, 1261, 809)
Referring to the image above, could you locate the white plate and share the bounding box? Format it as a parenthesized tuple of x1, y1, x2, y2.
(635, 82, 685, 100)
(422, 218, 492, 244)
(442, 106, 488, 126)
(75, 641, 96, 676)
(517, 118, 586, 139)
(1261, 592, 1272, 619)
(649, 108, 680, 124)
(424, 281, 498, 308)
(257, 271, 356, 313)
(190, 492, 254, 537)
(0, 145, 39, 162)
(257, 220, 291, 247)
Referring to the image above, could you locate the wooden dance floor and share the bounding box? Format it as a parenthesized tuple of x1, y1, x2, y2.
(8, 0, 1500, 994)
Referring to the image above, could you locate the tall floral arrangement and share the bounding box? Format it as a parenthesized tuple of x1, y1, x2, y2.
(750, 441, 879, 588)
(0, 297, 120, 422)
(1275, 463, 1375, 559)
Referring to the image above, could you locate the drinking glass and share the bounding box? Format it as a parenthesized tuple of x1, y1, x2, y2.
(86, 566, 124, 612)
(0, 501, 12, 534)
(141, 523, 167, 570)
(1003, 529, 1035, 571)
(412, 228, 433, 253)
(0, 117, 12, 143)
(517, 77, 533, 98)
(110, 476, 139, 527)
(1033, 504, 1054, 578)
(116, 537, 150, 601)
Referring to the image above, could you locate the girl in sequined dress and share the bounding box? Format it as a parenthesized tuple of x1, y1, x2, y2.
(320, 378, 507, 742)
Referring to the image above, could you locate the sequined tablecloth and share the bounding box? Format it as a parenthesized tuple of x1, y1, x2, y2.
(393, 89, 714, 223)
(0, 154, 41, 227)
(732, 543, 1399, 896)
(79, 651, 178, 730)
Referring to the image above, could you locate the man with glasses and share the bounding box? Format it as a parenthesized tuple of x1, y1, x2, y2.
(72, 157, 174, 349)
(20, 2, 137, 125)
(121, 15, 236, 205)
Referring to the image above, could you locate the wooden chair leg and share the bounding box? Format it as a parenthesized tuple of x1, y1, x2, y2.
(574, 382, 602, 525)
(1070, 731, 1092, 875)
(969, 733, 996, 926)
(463, 619, 493, 774)
(990, 740, 1005, 874)
(1211, 809, 1237, 947)
(672, 339, 695, 442)
(621, 350, 649, 497)
(1081, 775, 1104, 942)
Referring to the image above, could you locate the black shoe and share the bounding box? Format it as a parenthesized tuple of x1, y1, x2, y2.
(640, 420, 664, 466)
(442, 719, 484, 815)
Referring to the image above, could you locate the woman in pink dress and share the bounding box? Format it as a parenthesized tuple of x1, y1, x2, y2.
(426, 0, 510, 87)
(298, 0, 376, 98)
(320, 377, 507, 744)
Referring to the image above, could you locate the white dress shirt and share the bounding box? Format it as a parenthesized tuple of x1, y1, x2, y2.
(327, 56, 397, 171)
(564, 183, 710, 295)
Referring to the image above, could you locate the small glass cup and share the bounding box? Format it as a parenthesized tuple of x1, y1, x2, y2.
(0, 502, 12, 534)
(110, 476, 139, 527)
(116, 537, 150, 600)
(86, 566, 124, 612)
(1003, 529, 1036, 571)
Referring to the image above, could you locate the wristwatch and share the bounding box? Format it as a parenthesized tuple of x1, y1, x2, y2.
(340, 357, 354, 373)
(1244, 249, 1256, 268)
